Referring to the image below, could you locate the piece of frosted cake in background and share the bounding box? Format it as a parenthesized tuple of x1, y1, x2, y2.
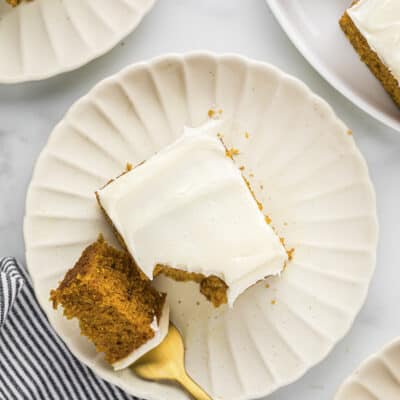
(96, 120, 288, 308)
(6, 0, 23, 6)
(340, 0, 400, 107)
(50, 236, 169, 371)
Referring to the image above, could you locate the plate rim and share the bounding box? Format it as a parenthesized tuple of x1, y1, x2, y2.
(266, 0, 400, 133)
(23, 51, 379, 400)
(334, 336, 400, 399)
(0, 0, 157, 84)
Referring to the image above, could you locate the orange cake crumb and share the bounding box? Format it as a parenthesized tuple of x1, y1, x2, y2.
(225, 147, 240, 159)
(243, 176, 263, 211)
(280, 237, 295, 261)
(208, 108, 223, 119)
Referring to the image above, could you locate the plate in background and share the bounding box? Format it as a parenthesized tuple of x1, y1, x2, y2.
(0, 0, 156, 83)
(267, 0, 400, 132)
(24, 52, 378, 400)
(335, 337, 400, 400)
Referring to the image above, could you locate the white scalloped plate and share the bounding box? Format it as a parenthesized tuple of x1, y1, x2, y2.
(0, 0, 156, 83)
(335, 338, 400, 400)
(24, 53, 378, 400)
(266, 0, 400, 133)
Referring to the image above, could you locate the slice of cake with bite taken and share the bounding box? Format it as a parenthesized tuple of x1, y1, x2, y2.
(50, 236, 169, 370)
(340, 0, 400, 107)
(96, 120, 288, 307)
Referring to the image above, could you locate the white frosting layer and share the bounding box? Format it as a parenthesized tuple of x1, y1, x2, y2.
(112, 302, 169, 370)
(98, 120, 287, 306)
(348, 0, 400, 83)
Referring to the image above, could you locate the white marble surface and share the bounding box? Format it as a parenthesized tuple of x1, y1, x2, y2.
(0, 1, 399, 399)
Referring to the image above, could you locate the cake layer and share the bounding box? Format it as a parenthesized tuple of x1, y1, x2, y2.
(50, 236, 169, 370)
(96, 120, 288, 307)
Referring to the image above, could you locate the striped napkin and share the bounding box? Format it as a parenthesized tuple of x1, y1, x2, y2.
(0, 257, 139, 400)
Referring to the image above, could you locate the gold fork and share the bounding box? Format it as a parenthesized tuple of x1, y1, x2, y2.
(131, 324, 212, 400)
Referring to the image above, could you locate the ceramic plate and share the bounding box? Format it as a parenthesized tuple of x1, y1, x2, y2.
(335, 338, 400, 400)
(266, 0, 400, 133)
(0, 0, 155, 83)
(24, 52, 378, 400)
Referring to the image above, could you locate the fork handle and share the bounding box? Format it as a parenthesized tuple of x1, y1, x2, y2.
(177, 373, 213, 400)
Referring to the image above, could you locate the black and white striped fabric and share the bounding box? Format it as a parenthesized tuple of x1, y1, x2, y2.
(0, 257, 139, 400)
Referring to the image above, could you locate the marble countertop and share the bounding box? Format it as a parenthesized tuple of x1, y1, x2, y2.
(1, 0, 399, 399)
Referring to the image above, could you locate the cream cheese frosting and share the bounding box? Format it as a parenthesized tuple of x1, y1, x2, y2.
(348, 0, 400, 83)
(112, 302, 169, 370)
(97, 120, 287, 307)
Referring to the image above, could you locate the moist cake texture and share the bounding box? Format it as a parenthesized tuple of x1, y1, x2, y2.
(50, 236, 168, 369)
(96, 120, 288, 307)
(340, 0, 400, 107)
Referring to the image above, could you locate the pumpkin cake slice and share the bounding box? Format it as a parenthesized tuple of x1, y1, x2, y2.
(96, 120, 288, 308)
(340, 0, 400, 107)
(50, 236, 169, 370)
